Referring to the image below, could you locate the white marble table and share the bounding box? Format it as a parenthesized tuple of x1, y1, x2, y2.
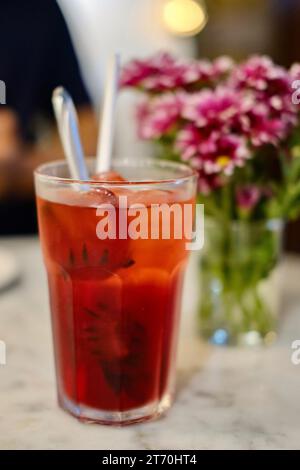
(0, 237, 300, 450)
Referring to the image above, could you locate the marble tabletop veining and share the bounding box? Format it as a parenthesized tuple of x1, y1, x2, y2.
(0, 237, 300, 450)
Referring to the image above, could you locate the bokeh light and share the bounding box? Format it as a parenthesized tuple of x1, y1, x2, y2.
(163, 0, 208, 37)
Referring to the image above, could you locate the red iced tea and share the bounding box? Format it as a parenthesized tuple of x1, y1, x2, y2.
(35, 160, 196, 424)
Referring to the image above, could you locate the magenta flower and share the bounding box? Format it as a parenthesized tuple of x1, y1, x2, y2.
(175, 124, 250, 180)
(231, 55, 291, 95)
(212, 56, 234, 76)
(121, 53, 300, 198)
(120, 53, 234, 93)
(120, 52, 186, 92)
(181, 86, 251, 131)
(136, 94, 182, 139)
(236, 185, 261, 212)
(180, 56, 234, 85)
(246, 104, 292, 146)
(230, 55, 298, 144)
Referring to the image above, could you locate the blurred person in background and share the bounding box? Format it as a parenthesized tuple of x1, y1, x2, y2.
(58, 0, 195, 161)
(0, 0, 97, 235)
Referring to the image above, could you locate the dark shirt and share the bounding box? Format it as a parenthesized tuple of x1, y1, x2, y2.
(0, 0, 91, 234)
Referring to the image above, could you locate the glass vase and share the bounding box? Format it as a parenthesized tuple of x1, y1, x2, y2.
(198, 218, 284, 346)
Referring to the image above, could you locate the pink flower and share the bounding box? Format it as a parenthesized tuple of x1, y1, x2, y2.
(120, 53, 234, 92)
(175, 124, 250, 178)
(120, 52, 185, 92)
(236, 186, 261, 212)
(212, 56, 234, 76)
(230, 55, 298, 144)
(180, 56, 234, 85)
(136, 94, 182, 139)
(181, 86, 251, 131)
(231, 55, 291, 95)
(246, 104, 292, 146)
(122, 53, 300, 196)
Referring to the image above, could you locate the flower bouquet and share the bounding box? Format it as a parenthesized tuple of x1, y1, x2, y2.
(121, 53, 300, 346)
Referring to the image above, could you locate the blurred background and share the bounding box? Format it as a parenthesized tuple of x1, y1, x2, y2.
(0, 0, 299, 249)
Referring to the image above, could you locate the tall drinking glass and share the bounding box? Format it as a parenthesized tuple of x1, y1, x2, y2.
(35, 159, 197, 425)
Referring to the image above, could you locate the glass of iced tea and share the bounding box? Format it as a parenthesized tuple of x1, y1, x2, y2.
(35, 158, 197, 425)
